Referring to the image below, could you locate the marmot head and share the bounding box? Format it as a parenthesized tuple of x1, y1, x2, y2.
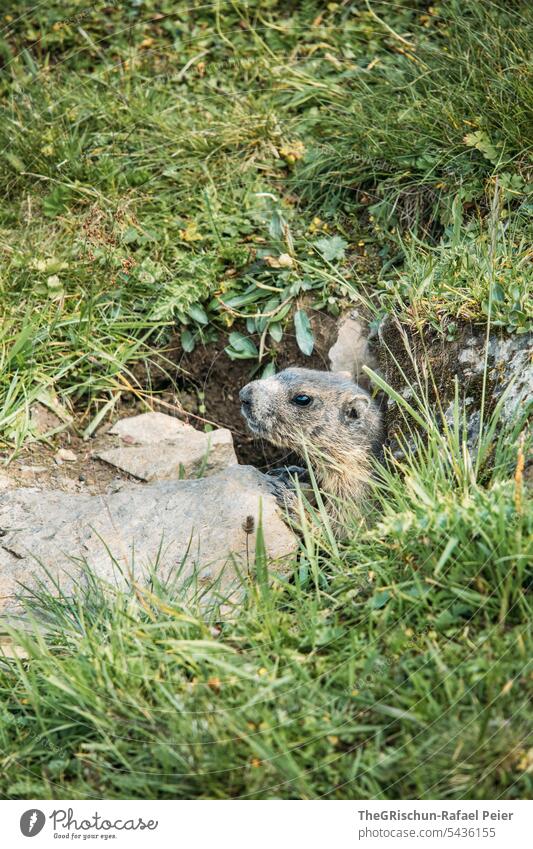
(239, 367, 383, 459)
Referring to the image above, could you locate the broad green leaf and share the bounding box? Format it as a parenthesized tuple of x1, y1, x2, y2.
(294, 309, 314, 356)
(42, 186, 71, 218)
(370, 590, 390, 610)
(463, 130, 501, 165)
(314, 235, 348, 262)
(122, 226, 140, 244)
(187, 304, 209, 325)
(261, 361, 276, 378)
(492, 282, 505, 302)
(268, 322, 283, 343)
(226, 332, 258, 358)
(181, 329, 195, 353)
(268, 209, 285, 240)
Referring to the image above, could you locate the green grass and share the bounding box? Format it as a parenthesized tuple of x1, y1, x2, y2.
(0, 0, 531, 799)
(293, 2, 532, 219)
(1, 393, 531, 799)
(1, 1, 529, 445)
(378, 211, 532, 335)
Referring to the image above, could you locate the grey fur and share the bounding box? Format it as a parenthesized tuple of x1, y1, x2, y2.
(239, 367, 385, 526)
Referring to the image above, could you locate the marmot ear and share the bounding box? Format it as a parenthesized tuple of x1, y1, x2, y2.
(341, 393, 370, 422)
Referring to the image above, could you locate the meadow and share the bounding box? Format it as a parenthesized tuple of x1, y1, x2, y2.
(0, 0, 531, 799)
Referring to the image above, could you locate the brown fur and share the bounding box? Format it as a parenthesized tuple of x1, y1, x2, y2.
(239, 367, 384, 525)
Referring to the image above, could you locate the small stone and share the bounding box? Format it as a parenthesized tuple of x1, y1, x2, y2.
(0, 640, 29, 660)
(108, 412, 192, 445)
(30, 402, 63, 435)
(328, 311, 378, 386)
(98, 416, 238, 482)
(56, 448, 77, 463)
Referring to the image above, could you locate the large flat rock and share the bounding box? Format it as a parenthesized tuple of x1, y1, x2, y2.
(0, 465, 297, 614)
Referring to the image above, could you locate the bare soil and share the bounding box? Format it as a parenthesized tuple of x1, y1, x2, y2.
(0, 427, 140, 495)
(0, 308, 340, 491)
(170, 309, 339, 468)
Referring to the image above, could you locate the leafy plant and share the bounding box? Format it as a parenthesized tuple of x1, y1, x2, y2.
(314, 235, 348, 262)
(294, 309, 314, 356)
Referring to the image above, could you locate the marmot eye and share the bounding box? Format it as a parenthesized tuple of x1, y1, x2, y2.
(291, 393, 313, 407)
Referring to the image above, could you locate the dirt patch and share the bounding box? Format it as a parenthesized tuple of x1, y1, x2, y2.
(0, 428, 141, 496)
(1, 308, 341, 490)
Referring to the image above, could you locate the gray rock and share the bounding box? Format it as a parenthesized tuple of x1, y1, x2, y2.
(97, 430, 236, 481)
(29, 399, 71, 435)
(458, 333, 532, 421)
(55, 448, 77, 463)
(0, 465, 297, 614)
(97, 412, 238, 481)
(0, 640, 29, 660)
(108, 411, 192, 445)
(328, 310, 379, 387)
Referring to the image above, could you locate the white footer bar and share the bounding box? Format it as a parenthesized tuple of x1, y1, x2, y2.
(3, 799, 531, 848)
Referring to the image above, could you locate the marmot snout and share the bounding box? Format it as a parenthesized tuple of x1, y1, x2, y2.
(240, 367, 384, 518)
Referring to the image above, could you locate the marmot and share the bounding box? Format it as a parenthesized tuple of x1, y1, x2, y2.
(239, 367, 385, 527)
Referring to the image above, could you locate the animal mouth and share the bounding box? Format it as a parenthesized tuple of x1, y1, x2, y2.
(240, 404, 264, 435)
(241, 404, 259, 433)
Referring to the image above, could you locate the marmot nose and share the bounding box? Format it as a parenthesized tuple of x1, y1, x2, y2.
(239, 384, 253, 406)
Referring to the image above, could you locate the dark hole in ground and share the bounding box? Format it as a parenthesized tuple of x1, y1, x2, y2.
(133, 309, 339, 471)
(176, 311, 340, 469)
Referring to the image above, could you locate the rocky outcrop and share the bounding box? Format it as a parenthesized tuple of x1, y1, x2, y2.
(0, 465, 297, 614)
(328, 310, 378, 388)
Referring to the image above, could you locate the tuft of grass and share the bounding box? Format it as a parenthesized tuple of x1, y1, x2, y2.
(378, 213, 532, 335)
(292, 2, 533, 231)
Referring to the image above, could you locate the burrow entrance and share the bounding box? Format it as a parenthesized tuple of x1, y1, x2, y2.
(136, 308, 341, 470)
